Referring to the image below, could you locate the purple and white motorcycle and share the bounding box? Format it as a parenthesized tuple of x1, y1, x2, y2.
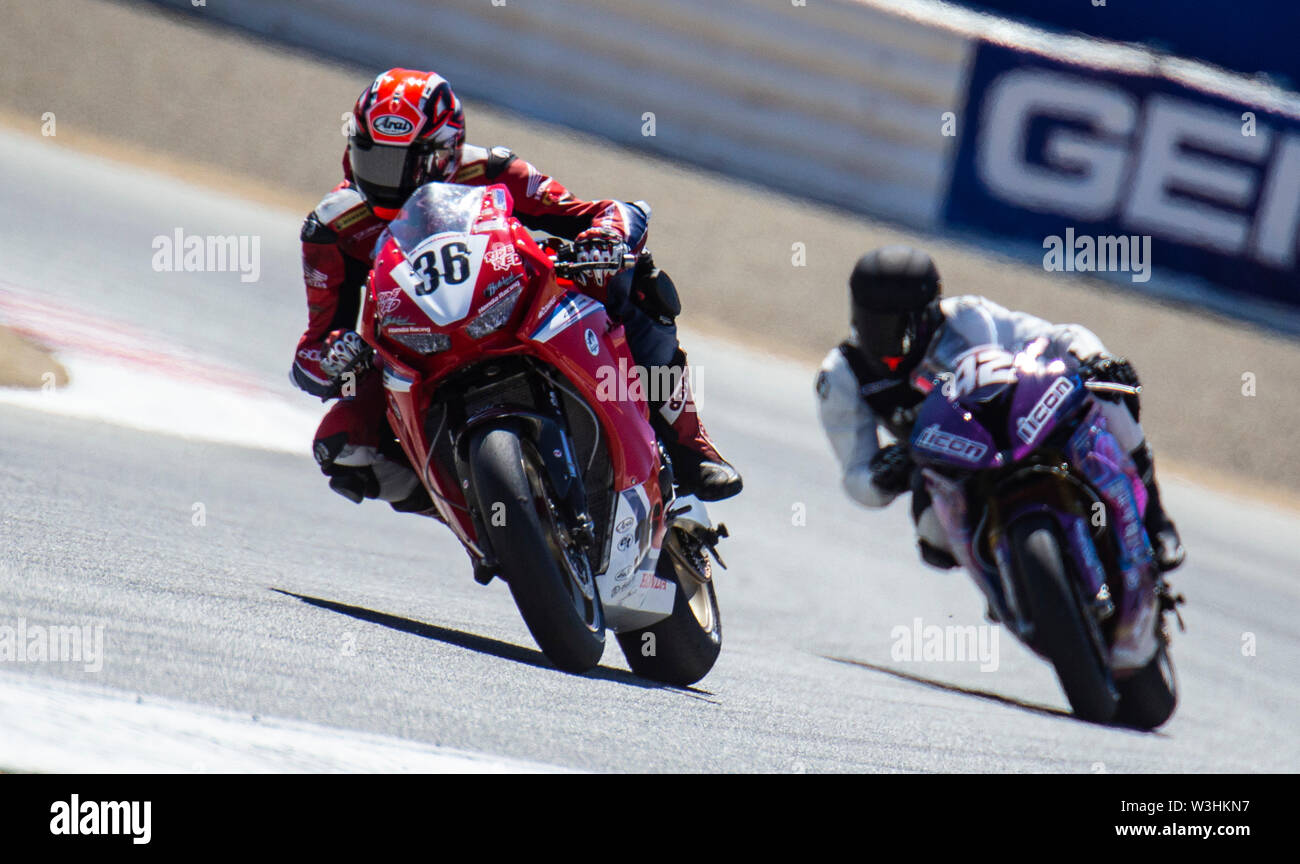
(908, 335, 1181, 728)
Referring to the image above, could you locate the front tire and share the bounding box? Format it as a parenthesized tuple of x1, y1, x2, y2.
(1011, 515, 1118, 723)
(469, 426, 604, 673)
(616, 529, 722, 686)
(1116, 646, 1177, 729)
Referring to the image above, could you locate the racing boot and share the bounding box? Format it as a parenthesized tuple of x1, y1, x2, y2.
(1130, 441, 1185, 571)
(650, 350, 742, 502)
(326, 452, 437, 517)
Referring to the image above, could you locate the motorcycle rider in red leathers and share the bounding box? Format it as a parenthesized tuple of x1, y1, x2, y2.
(292, 69, 742, 510)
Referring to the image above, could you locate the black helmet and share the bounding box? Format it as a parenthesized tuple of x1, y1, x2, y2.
(848, 246, 942, 378)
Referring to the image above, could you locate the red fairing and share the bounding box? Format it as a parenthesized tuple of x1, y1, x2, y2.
(362, 183, 662, 553)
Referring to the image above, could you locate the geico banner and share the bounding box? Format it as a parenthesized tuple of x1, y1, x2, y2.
(945, 41, 1300, 310)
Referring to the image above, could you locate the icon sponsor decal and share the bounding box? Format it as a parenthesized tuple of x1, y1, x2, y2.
(615, 516, 634, 533)
(915, 423, 989, 463)
(1016, 376, 1076, 443)
(584, 328, 600, 356)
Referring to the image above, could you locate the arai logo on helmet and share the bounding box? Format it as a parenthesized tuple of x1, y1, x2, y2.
(372, 115, 414, 137)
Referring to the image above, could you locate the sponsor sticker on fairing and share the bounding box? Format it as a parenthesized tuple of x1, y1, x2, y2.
(1016, 376, 1076, 444)
(377, 286, 403, 315)
(483, 274, 519, 299)
(915, 423, 989, 463)
(484, 242, 522, 272)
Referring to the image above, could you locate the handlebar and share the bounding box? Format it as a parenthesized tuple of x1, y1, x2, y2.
(1083, 380, 1141, 397)
(548, 243, 637, 279)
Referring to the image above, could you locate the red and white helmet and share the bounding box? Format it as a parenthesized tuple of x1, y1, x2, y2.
(348, 68, 466, 219)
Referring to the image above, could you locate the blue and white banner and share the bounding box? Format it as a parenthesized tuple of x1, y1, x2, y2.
(945, 41, 1300, 312)
(951, 0, 1299, 85)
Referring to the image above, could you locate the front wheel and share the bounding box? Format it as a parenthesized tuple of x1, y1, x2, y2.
(1011, 515, 1118, 723)
(616, 528, 722, 686)
(469, 425, 605, 673)
(1116, 646, 1177, 729)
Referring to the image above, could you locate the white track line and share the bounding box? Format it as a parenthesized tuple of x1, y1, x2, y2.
(0, 284, 323, 454)
(0, 671, 564, 773)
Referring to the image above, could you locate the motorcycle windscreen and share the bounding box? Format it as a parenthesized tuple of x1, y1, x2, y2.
(387, 183, 486, 256)
(921, 303, 1050, 404)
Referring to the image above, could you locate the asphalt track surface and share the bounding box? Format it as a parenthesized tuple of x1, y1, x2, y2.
(1, 130, 1298, 772)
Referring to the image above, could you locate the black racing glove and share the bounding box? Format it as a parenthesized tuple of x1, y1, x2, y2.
(1078, 352, 1141, 418)
(1078, 353, 1139, 392)
(868, 444, 913, 497)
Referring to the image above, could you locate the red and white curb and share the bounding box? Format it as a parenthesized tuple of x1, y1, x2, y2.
(0, 283, 324, 453)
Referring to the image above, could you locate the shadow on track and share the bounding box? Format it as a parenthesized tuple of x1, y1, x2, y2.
(272, 588, 717, 701)
(823, 654, 1075, 721)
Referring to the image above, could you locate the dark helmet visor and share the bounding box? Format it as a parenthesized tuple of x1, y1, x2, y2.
(348, 139, 412, 209)
(854, 308, 916, 367)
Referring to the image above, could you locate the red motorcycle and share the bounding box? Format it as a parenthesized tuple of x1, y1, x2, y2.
(358, 182, 727, 682)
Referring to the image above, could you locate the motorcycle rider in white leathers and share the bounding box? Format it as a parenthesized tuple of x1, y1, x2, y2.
(815, 246, 1185, 573)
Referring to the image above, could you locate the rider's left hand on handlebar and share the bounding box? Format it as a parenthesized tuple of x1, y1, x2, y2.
(868, 443, 913, 496)
(572, 227, 630, 289)
(1078, 352, 1140, 398)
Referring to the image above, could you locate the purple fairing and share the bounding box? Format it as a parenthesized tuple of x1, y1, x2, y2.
(1006, 364, 1087, 462)
(1067, 406, 1160, 669)
(910, 359, 1160, 671)
(910, 396, 1004, 472)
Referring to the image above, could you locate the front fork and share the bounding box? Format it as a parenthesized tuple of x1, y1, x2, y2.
(453, 409, 595, 582)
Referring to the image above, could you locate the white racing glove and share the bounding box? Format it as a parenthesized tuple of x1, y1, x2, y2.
(320, 329, 372, 389)
(572, 227, 630, 289)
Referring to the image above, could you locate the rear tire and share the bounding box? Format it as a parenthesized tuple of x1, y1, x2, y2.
(470, 426, 604, 673)
(1011, 516, 1118, 723)
(616, 531, 722, 686)
(1116, 647, 1177, 729)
